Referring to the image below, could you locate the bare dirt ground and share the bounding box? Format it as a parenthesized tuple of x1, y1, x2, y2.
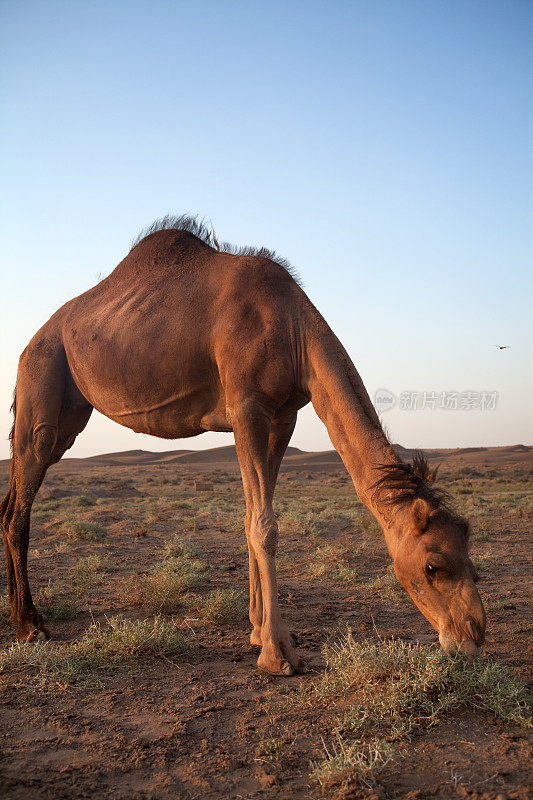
(0, 445, 531, 800)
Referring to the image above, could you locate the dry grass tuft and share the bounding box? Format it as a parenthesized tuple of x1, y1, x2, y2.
(162, 535, 198, 559)
(309, 545, 358, 583)
(0, 616, 188, 684)
(72, 495, 97, 508)
(311, 736, 394, 789)
(291, 632, 531, 788)
(37, 582, 83, 621)
(330, 634, 531, 733)
(189, 588, 248, 625)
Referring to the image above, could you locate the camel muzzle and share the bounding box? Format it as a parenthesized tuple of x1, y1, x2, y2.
(438, 610, 486, 658)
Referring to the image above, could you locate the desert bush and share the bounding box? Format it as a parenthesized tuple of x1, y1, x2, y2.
(309, 545, 357, 583)
(67, 615, 188, 670)
(132, 522, 149, 538)
(60, 519, 107, 541)
(351, 510, 380, 536)
(471, 523, 490, 542)
(72, 495, 96, 508)
(470, 552, 495, 573)
(162, 534, 197, 559)
(509, 495, 533, 518)
(257, 733, 296, 763)
(71, 554, 109, 593)
(336, 562, 358, 583)
(42, 597, 82, 621)
(274, 553, 293, 573)
(324, 633, 532, 732)
(279, 511, 322, 545)
(32, 498, 60, 520)
(123, 554, 208, 613)
(189, 588, 248, 625)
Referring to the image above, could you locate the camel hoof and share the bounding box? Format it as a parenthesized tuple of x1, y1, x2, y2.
(250, 629, 262, 647)
(257, 658, 294, 677)
(280, 660, 294, 676)
(18, 626, 50, 643)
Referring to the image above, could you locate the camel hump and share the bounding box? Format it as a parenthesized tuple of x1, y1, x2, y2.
(129, 226, 213, 260)
(127, 214, 301, 285)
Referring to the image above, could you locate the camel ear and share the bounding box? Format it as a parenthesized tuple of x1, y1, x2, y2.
(425, 464, 439, 484)
(411, 498, 432, 533)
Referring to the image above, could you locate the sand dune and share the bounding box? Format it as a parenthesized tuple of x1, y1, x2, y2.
(2, 443, 530, 471)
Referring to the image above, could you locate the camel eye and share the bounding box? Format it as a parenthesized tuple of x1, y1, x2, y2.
(425, 563, 439, 578)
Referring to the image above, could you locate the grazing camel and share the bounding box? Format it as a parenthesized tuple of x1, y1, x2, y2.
(1, 216, 486, 675)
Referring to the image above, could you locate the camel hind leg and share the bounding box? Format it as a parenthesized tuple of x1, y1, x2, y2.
(1, 342, 92, 640)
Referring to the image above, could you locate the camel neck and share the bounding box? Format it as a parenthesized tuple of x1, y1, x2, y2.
(302, 306, 400, 534)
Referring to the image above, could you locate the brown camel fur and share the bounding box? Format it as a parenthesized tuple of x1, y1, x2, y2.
(1, 216, 486, 675)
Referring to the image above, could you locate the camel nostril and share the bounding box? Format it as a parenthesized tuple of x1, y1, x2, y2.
(466, 618, 484, 646)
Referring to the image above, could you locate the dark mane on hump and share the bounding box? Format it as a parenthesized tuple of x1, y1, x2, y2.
(130, 214, 301, 285)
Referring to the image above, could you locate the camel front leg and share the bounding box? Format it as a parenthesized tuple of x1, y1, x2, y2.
(233, 401, 303, 676)
(248, 413, 297, 648)
(246, 509, 263, 647)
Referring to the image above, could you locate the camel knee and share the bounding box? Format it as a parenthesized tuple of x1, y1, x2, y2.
(32, 424, 57, 464)
(250, 514, 279, 556)
(244, 509, 253, 535)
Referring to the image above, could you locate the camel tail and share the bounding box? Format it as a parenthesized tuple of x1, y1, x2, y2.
(1, 388, 17, 525)
(9, 388, 16, 455)
(0, 485, 12, 528)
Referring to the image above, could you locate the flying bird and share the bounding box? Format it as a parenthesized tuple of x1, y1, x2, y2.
(494, 345, 510, 350)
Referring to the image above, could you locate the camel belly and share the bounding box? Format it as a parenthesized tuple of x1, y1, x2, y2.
(63, 330, 229, 439)
(105, 401, 233, 439)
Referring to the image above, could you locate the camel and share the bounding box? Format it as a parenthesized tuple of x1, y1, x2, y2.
(1, 216, 486, 675)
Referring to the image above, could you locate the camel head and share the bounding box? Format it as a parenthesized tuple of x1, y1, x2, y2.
(374, 456, 486, 657)
(393, 499, 486, 656)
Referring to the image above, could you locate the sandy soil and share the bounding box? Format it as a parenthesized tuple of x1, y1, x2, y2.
(0, 445, 531, 799)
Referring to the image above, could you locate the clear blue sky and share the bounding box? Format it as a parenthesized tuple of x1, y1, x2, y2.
(1, 0, 531, 458)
